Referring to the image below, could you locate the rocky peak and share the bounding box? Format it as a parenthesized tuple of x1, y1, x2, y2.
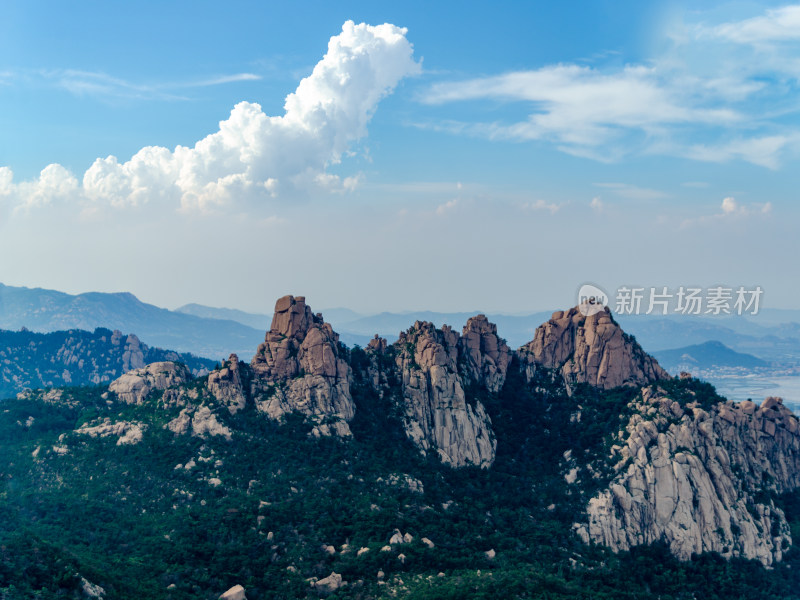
(268, 295, 320, 341)
(366, 334, 388, 354)
(458, 314, 511, 393)
(251, 295, 354, 437)
(518, 306, 669, 392)
(207, 354, 246, 415)
(393, 320, 496, 468)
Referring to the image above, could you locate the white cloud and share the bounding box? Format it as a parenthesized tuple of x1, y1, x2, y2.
(590, 197, 603, 211)
(521, 199, 560, 214)
(684, 134, 800, 169)
(421, 5, 800, 169)
(423, 64, 739, 154)
(2, 21, 420, 213)
(711, 5, 800, 44)
(681, 196, 773, 227)
(2, 165, 79, 211)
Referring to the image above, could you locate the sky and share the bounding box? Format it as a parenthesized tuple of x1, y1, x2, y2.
(1, 1, 799, 314)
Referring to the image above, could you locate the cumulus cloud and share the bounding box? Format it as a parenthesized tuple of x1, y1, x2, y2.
(2, 21, 420, 212)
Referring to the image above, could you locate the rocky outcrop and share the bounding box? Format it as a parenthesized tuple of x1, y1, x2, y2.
(458, 314, 511, 393)
(109, 361, 192, 405)
(394, 321, 496, 468)
(518, 306, 669, 393)
(112, 330, 145, 373)
(76, 418, 144, 445)
(207, 354, 247, 414)
(167, 405, 232, 440)
(576, 390, 800, 566)
(251, 296, 354, 436)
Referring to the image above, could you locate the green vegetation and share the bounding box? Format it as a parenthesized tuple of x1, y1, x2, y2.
(0, 362, 799, 599)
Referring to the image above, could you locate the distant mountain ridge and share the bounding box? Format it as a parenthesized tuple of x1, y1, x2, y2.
(654, 340, 768, 374)
(0, 327, 216, 399)
(4, 283, 800, 368)
(0, 283, 263, 360)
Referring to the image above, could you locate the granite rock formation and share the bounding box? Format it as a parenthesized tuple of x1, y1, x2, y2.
(458, 314, 511, 393)
(393, 321, 496, 468)
(576, 390, 800, 566)
(518, 306, 669, 393)
(108, 361, 192, 405)
(207, 354, 247, 415)
(251, 296, 354, 437)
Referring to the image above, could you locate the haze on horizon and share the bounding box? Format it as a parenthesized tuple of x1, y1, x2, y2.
(1, 1, 798, 315)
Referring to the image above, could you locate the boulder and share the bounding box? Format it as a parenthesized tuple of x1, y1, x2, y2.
(219, 584, 246, 600)
(313, 572, 344, 593)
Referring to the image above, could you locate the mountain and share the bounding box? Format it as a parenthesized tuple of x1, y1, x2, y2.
(0, 327, 216, 400)
(654, 340, 769, 373)
(175, 303, 271, 332)
(617, 314, 800, 364)
(0, 283, 264, 360)
(3, 296, 800, 598)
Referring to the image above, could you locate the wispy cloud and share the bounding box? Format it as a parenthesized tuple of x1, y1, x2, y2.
(7, 68, 263, 101)
(593, 182, 669, 201)
(709, 5, 800, 44)
(420, 4, 800, 169)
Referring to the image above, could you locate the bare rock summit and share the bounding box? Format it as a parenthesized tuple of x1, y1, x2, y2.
(518, 306, 669, 393)
(251, 295, 354, 436)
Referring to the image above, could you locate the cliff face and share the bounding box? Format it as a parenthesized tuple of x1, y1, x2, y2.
(251, 295, 355, 437)
(575, 389, 800, 566)
(391, 320, 497, 468)
(518, 306, 669, 393)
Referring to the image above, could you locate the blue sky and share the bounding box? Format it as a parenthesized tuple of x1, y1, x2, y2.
(1, 1, 798, 314)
